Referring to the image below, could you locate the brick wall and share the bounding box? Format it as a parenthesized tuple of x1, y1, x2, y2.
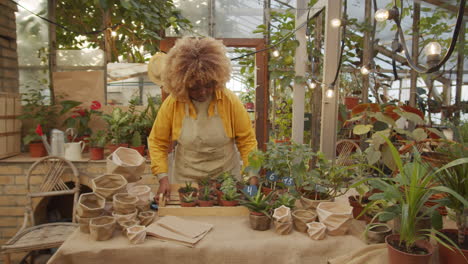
(0, 159, 159, 263)
(0, 0, 19, 94)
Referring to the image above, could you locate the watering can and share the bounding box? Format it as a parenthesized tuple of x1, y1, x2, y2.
(49, 129, 65, 157)
(64, 141, 86, 161)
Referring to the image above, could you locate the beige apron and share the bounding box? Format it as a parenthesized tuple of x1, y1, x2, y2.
(171, 97, 241, 183)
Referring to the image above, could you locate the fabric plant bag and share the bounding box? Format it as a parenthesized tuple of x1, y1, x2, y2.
(138, 211, 156, 226)
(306, 222, 327, 240)
(89, 216, 116, 241)
(113, 193, 138, 214)
(316, 202, 353, 236)
(107, 147, 146, 183)
(273, 206, 293, 235)
(91, 174, 128, 200)
(126, 225, 147, 244)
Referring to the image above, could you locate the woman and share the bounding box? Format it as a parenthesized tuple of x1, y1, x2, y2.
(148, 37, 257, 201)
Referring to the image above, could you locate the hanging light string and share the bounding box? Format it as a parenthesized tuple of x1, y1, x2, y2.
(231, 7, 324, 61)
(10, 0, 121, 35)
(328, 0, 348, 88)
(393, 0, 466, 74)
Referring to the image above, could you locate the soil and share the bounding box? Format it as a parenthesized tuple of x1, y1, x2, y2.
(439, 231, 468, 250)
(389, 240, 429, 255)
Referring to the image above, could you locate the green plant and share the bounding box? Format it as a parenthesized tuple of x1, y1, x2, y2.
(362, 137, 468, 253)
(198, 186, 213, 201)
(18, 89, 80, 145)
(131, 132, 142, 147)
(220, 175, 240, 201)
(273, 193, 296, 209)
(89, 130, 107, 148)
(182, 193, 195, 203)
(63, 100, 102, 137)
(178, 181, 197, 194)
(240, 186, 274, 216)
(102, 108, 132, 144)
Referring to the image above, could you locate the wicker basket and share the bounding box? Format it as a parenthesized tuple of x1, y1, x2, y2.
(91, 174, 128, 200)
(126, 225, 146, 244)
(89, 216, 116, 241)
(112, 209, 138, 228)
(113, 193, 138, 214)
(138, 211, 156, 226)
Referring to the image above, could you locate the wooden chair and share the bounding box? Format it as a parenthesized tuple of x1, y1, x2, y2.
(1, 156, 80, 264)
(336, 139, 361, 166)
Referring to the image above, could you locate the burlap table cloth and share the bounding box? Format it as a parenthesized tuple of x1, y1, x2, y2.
(47, 216, 367, 264)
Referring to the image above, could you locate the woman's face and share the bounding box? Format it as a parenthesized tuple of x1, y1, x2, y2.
(188, 81, 216, 102)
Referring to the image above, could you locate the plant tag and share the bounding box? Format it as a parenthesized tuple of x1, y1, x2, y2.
(243, 185, 258, 197)
(266, 171, 279, 182)
(282, 177, 294, 186)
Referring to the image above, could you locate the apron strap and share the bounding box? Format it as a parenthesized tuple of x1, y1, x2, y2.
(213, 101, 219, 115)
(184, 103, 190, 116)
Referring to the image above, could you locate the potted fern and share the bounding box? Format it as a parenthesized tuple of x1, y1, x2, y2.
(219, 176, 240, 206)
(89, 130, 107, 160)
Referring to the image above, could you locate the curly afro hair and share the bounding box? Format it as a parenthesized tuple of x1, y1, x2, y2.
(161, 37, 231, 100)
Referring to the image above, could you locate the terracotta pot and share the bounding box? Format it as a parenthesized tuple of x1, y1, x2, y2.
(249, 212, 271, 231)
(107, 143, 129, 154)
(197, 200, 214, 207)
(386, 234, 433, 264)
(244, 102, 254, 110)
(348, 196, 365, 220)
(90, 147, 104, 160)
(261, 187, 273, 195)
(438, 229, 468, 264)
(29, 142, 47, 157)
(131, 145, 145, 156)
(344, 96, 360, 110)
(76, 136, 90, 153)
(180, 201, 197, 207)
(220, 200, 238, 207)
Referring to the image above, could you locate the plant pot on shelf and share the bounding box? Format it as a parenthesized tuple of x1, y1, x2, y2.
(437, 229, 468, 264)
(90, 147, 104, 160)
(29, 142, 47, 157)
(107, 143, 129, 154)
(344, 96, 360, 110)
(180, 201, 197, 207)
(249, 212, 271, 231)
(197, 200, 214, 207)
(131, 145, 145, 156)
(220, 200, 238, 207)
(386, 234, 433, 264)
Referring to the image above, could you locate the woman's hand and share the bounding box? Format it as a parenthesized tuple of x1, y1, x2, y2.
(155, 176, 171, 204)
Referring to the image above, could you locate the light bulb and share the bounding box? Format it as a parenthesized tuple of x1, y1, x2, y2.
(308, 82, 316, 89)
(331, 18, 342, 28)
(360, 66, 370, 75)
(111, 31, 117, 37)
(272, 49, 280, 57)
(375, 9, 389, 22)
(424, 42, 441, 56)
(326, 89, 334, 98)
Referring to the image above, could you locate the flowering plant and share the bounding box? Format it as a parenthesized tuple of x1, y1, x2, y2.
(64, 101, 103, 137)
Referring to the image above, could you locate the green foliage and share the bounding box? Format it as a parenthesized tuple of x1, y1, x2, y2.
(89, 130, 107, 148)
(182, 192, 195, 203)
(220, 175, 240, 201)
(101, 108, 132, 144)
(240, 186, 274, 216)
(198, 186, 213, 201)
(178, 181, 197, 194)
(55, 0, 192, 62)
(131, 132, 142, 147)
(273, 192, 296, 209)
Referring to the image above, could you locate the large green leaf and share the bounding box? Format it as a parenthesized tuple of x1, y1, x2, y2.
(411, 128, 428, 141)
(353, 124, 373, 135)
(374, 112, 396, 127)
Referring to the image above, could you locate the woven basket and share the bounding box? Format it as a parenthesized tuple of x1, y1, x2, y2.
(126, 225, 146, 244)
(120, 219, 140, 236)
(76, 213, 103, 233)
(113, 193, 138, 214)
(138, 211, 156, 226)
(89, 216, 116, 241)
(91, 174, 128, 200)
(112, 209, 138, 227)
(76, 192, 106, 218)
(128, 185, 152, 203)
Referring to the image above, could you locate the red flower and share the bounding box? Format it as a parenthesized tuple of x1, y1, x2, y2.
(71, 115, 78, 118)
(35, 124, 43, 136)
(91, 101, 101, 110)
(75, 109, 86, 117)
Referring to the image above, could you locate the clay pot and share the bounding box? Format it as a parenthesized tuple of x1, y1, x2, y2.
(220, 200, 239, 206)
(131, 145, 145, 156)
(198, 200, 214, 207)
(292, 210, 317, 233)
(249, 212, 271, 231)
(348, 195, 366, 220)
(366, 224, 392, 244)
(438, 229, 468, 264)
(344, 96, 360, 110)
(180, 201, 197, 207)
(386, 234, 433, 264)
(90, 147, 104, 160)
(29, 142, 47, 157)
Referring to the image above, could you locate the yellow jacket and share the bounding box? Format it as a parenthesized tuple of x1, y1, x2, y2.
(148, 89, 257, 176)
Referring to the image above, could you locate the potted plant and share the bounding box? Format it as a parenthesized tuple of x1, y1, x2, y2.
(197, 186, 214, 207)
(273, 192, 296, 210)
(219, 175, 240, 206)
(434, 134, 468, 263)
(102, 108, 132, 153)
(180, 193, 197, 207)
(130, 132, 145, 156)
(89, 130, 107, 160)
(240, 186, 274, 231)
(18, 88, 80, 157)
(63, 100, 102, 151)
(364, 138, 467, 264)
(177, 182, 198, 202)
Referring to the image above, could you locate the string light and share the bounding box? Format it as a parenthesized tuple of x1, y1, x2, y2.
(111, 31, 117, 37)
(360, 65, 370, 75)
(374, 9, 389, 22)
(308, 81, 317, 89)
(330, 18, 342, 28)
(326, 88, 334, 98)
(424, 42, 442, 67)
(272, 49, 280, 57)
